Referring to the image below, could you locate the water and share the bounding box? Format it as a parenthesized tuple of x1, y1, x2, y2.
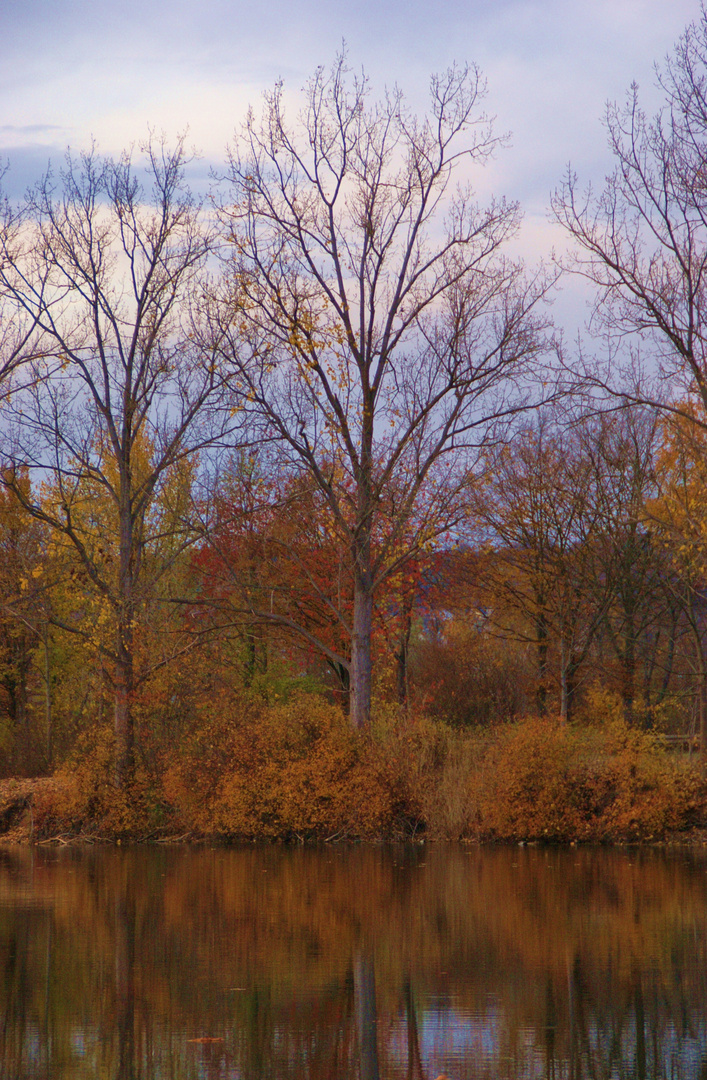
(1, 844, 707, 1079)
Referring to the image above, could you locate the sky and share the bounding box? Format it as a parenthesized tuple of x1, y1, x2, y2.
(0, 0, 702, 334)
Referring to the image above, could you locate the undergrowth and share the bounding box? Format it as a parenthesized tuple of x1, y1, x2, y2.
(31, 692, 707, 843)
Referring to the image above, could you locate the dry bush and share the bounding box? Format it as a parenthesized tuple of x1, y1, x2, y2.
(370, 714, 487, 839)
(163, 693, 394, 840)
(32, 725, 172, 838)
(32, 694, 705, 844)
(472, 716, 703, 842)
(473, 718, 597, 841)
(596, 718, 702, 839)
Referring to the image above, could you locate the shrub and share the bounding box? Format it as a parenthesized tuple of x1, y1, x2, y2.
(164, 693, 393, 840)
(411, 625, 531, 726)
(33, 724, 172, 838)
(32, 701, 706, 844)
(472, 716, 703, 842)
(370, 715, 487, 839)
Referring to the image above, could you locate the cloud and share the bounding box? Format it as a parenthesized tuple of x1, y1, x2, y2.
(0, 0, 703, 337)
(0, 124, 62, 136)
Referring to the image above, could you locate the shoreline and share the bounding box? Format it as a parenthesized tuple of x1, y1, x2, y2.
(2, 777, 706, 849)
(2, 756, 703, 846)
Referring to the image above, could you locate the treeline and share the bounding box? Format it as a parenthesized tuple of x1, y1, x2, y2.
(2, 397, 706, 775)
(2, 15, 707, 839)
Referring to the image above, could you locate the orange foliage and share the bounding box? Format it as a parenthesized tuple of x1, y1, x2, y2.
(474, 717, 702, 842)
(32, 724, 172, 837)
(164, 693, 394, 840)
(29, 700, 706, 843)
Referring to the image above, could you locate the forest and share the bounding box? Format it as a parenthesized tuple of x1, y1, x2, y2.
(1, 16, 707, 842)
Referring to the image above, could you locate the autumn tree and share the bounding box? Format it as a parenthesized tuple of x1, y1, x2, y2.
(200, 455, 434, 708)
(214, 56, 551, 729)
(0, 471, 51, 772)
(581, 409, 676, 722)
(0, 138, 242, 786)
(472, 409, 679, 722)
(471, 415, 610, 720)
(649, 411, 707, 760)
(550, 8, 707, 730)
(198, 452, 356, 698)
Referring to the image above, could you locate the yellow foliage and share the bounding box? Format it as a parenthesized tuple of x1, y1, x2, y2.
(650, 409, 707, 578)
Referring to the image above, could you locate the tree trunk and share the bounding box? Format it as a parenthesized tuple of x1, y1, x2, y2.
(115, 891, 136, 1080)
(114, 623, 134, 789)
(559, 634, 581, 723)
(43, 633, 52, 767)
(536, 610, 549, 716)
(621, 615, 636, 725)
(243, 625, 257, 687)
(115, 488, 136, 789)
(43, 918, 52, 1074)
(689, 596, 706, 778)
(544, 977, 556, 1080)
(560, 635, 568, 723)
(633, 968, 646, 1080)
(565, 661, 579, 723)
(404, 978, 424, 1080)
(396, 606, 412, 710)
(658, 613, 678, 704)
(699, 659, 707, 780)
(351, 578, 373, 730)
(327, 659, 350, 711)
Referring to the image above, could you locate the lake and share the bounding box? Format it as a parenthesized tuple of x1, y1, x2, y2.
(1, 844, 706, 1078)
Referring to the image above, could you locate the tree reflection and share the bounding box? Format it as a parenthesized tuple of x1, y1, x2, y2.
(404, 978, 425, 1080)
(0, 846, 706, 1079)
(354, 951, 380, 1080)
(115, 887, 135, 1080)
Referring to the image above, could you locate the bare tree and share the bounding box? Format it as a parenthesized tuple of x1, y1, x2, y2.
(0, 172, 43, 395)
(0, 138, 241, 787)
(552, 8, 707, 427)
(214, 56, 552, 729)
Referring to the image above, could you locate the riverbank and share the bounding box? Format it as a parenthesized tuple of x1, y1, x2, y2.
(2, 783, 707, 846)
(2, 705, 706, 845)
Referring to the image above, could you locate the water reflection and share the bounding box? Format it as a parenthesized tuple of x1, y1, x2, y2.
(1, 845, 707, 1078)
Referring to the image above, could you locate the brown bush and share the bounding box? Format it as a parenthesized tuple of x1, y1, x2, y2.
(31, 698, 706, 844)
(368, 714, 488, 839)
(32, 724, 173, 838)
(472, 717, 703, 842)
(163, 693, 394, 840)
(411, 626, 531, 726)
